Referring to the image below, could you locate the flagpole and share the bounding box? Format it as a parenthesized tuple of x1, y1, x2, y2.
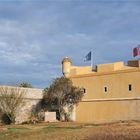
(91, 51, 93, 69)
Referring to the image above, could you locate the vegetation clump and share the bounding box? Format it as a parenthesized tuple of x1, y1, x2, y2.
(42, 77, 84, 121)
(18, 82, 33, 88)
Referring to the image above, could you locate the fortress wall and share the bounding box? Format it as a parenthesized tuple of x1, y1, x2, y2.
(62, 57, 140, 123)
(71, 70, 140, 123)
(70, 66, 93, 76)
(71, 71, 140, 99)
(96, 62, 124, 73)
(76, 99, 140, 123)
(0, 86, 43, 124)
(15, 98, 42, 124)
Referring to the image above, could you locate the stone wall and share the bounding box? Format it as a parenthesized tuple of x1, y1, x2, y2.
(0, 86, 43, 124)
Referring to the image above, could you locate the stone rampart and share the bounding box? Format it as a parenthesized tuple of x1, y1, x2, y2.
(0, 86, 43, 123)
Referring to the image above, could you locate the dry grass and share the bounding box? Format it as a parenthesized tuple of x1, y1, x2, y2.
(0, 121, 140, 140)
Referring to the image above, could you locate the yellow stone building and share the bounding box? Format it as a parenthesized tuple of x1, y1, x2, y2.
(62, 57, 140, 123)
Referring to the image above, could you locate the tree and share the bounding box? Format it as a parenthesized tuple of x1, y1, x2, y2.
(43, 87, 49, 93)
(18, 82, 33, 88)
(0, 86, 26, 124)
(42, 77, 84, 121)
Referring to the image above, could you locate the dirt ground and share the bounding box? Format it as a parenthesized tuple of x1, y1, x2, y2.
(1, 121, 140, 140)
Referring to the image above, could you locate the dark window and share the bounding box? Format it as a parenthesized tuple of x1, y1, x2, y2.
(129, 84, 132, 91)
(104, 87, 108, 92)
(82, 88, 86, 93)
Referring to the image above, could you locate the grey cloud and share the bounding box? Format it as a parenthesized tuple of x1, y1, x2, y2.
(0, 1, 139, 87)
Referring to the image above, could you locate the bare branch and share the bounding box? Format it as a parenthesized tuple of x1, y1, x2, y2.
(0, 86, 26, 124)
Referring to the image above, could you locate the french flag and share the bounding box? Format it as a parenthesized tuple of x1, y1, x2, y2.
(133, 45, 140, 57)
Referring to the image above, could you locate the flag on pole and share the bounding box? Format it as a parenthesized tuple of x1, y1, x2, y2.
(133, 45, 140, 57)
(84, 51, 91, 61)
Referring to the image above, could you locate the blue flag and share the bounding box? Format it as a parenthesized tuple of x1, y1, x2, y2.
(84, 51, 91, 61)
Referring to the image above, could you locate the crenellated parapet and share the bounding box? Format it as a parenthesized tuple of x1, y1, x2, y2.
(62, 57, 140, 77)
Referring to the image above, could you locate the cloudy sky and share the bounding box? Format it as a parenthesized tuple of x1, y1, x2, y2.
(0, 0, 139, 88)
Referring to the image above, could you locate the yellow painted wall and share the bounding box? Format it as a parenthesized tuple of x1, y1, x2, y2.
(62, 58, 140, 123)
(71, 70, 140, 123)
(76, 100, 140, 123)
(72, 71, 140, 99)
(70, 66, 93, 76)
(96, 62, 124, 72)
